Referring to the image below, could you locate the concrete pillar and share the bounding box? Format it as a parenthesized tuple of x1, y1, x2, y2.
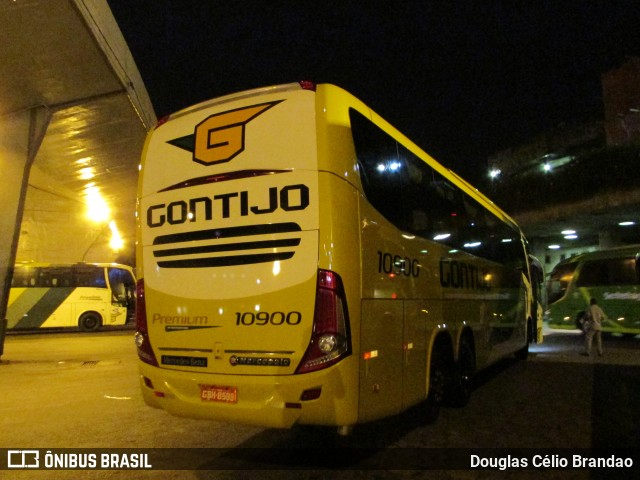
(0, 107, 51, 326)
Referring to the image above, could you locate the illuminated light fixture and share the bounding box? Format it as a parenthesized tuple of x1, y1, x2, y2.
(501, 238, 513, 243)
(489, 168, 501, 179)
(85, 185, 110, 222)
(548, 244, 561, 250)
(433, 233, 451, 241)
(564, 234, 578, 240)
(561, 230, 576, 235)
(108, 220, 123, 251)
(464, 242, 482, 248)
(619, 221, 636, 226)
(78, 167, 95, 180)
(376, 161, 402, 172)
(543, 163, 552, 172)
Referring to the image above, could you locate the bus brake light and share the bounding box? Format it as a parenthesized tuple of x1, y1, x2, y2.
(296, 270, 351, 374)
(134, 279, 158, 366)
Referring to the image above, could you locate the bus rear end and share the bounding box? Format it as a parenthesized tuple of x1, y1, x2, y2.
(135, 83, 357, 428)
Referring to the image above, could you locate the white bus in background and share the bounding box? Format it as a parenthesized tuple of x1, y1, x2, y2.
(7, 262, 136, 331)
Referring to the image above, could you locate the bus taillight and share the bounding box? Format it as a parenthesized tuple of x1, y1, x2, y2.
(134, 279, 158, 366)
(296, 269, 351, 374)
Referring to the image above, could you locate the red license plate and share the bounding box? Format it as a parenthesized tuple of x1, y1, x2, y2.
(200, 385, 237, 403)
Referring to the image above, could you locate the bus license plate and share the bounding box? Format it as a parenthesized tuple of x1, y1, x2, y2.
(200, 385, 238, 404)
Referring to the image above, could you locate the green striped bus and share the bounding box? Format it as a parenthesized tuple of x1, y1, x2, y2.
(7, 262, 136, 331)
(546, 245, 640, 335)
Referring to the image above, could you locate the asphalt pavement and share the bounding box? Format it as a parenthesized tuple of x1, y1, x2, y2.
(0, 326, 639, 480)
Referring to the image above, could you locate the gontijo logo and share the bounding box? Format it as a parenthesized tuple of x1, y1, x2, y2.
(150, 98, 309, 270)
(167, 101, 282, 165)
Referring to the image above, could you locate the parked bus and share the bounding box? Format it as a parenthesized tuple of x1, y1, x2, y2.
(135, 82, 538, 434)
(7, 262, 136, 331)
(546, 245, 640, 335)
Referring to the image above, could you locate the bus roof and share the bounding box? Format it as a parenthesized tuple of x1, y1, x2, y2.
(552, 244, 640, 268)
(14, 262, 134, 269)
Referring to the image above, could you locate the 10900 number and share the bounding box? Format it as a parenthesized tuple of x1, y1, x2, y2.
(235, 311, 302, 326)
(377, 251, 420, 277)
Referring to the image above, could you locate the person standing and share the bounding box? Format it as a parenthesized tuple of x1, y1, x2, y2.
(584, 297, 605, 356)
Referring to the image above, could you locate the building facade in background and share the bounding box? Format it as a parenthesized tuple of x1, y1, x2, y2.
(488, 58, 640, 271)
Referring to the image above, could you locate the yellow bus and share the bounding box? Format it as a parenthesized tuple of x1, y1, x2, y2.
(135, 82, 539, 434)
(8, 262, 136, 331)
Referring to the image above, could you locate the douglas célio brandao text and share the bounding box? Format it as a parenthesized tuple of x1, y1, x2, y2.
(470, 454, 634, 470)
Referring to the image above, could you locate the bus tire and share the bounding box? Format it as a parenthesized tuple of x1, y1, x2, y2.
(79, 312, 102, 332)
(447, 337, 475, 408)
(424, 342, 450, 423)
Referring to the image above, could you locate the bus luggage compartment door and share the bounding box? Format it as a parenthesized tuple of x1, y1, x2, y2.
(358, 299, 403, 423)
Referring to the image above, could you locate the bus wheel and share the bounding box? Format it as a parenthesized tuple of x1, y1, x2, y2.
(79, 312, 102, 332)
(447, 338, 475, 408)
(424, 345, 448, 423)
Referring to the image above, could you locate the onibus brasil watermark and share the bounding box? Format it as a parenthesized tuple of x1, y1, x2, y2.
(6, 450, 152, 470)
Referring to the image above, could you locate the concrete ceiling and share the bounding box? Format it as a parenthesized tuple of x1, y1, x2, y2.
(0, 0, 154, 265)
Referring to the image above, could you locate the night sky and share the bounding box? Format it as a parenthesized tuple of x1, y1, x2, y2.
(107, 0, 640, 183)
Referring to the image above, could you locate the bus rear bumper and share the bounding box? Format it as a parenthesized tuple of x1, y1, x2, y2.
(138, 361, 358, 429)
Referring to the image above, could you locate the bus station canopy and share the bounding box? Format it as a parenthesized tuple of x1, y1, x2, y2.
(0, 0, 155, 266)
(0, 0, 155, 326)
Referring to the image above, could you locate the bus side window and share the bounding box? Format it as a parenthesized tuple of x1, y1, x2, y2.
(611, 258, 637, 285)
(350, 108, 407, 230)
(11, 267, 32, 287)
(399, 144, 466, 246)
(74, 266, 107, 288)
